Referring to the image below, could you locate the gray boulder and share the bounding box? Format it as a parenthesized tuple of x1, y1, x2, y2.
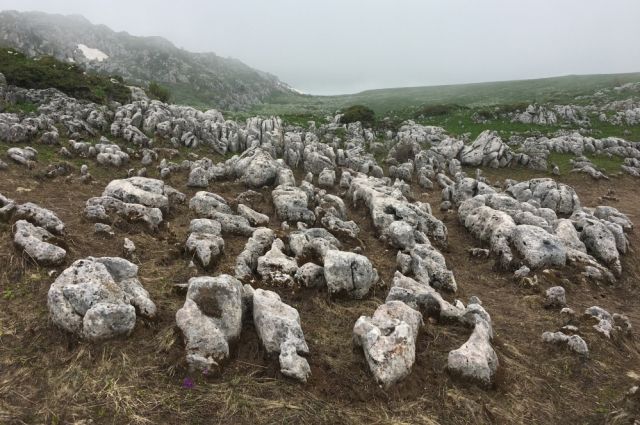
(386, 272, 465, 321)
(252, 289, 310, 382)
(237, 203, 269, 226)
(272, 185, 316, 225)
(7, 147, 37, 165)
(256, 240, 298, 286)
(512, 225, 566, 269)
(185, 231, 225, 268)
(85, 196, 163, 230)
(212, 212, 255, 236)
(544, 286, 567, 308)
(235, 228, 276, 280)
(189, 191, 233, 217)
(13, 220, 66, 265)
(47, 257, 156, 341)
(318, 169, 336, 188)
(542, 331, 589, 357)
(324, 250, 378, 299)
(447, 318, 498, 387)
(233, 147, 280, 188)
(14, 202, 65, 234)
(187, 167, 209, 188)
(288, 227, 341, 260)
(103, 177, 171, 212)
(580, 220, 622, 276)
(353, 300, 423, 388)
(176, 275, 244, 371)
(294, 263, 326, 288)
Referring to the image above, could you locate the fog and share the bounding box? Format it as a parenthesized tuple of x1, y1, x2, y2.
(1, 0, 640, 95)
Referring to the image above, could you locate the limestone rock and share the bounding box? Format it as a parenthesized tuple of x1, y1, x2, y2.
(542, 331, 589, 357)
(324, 250, 378, 299)
(447, 319, 498, 386)
(252, 289, 310, 382)
(13, 220, 66, 265)
(237, 203, 269, 226)
(47, 257, 155, 341)
(353, 300, 423, 388)
(176, 275, 244, 370)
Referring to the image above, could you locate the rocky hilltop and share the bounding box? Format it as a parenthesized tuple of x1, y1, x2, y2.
(0, 10, 293, 110)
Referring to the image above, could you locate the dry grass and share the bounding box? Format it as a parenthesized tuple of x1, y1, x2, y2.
(0, 143, 639, 424)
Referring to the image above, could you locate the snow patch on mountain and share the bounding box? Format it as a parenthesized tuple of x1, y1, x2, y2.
(77, 44, 108, 62)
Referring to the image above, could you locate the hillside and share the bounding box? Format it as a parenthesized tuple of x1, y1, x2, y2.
(0, 48, 130, 105)
(0, 10, 292, 110)
(253, 72, 640, 116)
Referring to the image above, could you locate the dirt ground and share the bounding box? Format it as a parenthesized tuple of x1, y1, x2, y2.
(0, 147, 639, 425)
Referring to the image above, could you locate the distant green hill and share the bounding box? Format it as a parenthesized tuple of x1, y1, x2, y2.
(252, 72, 640, 116)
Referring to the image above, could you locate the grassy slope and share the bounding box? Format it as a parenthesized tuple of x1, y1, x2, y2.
(246, 72, 640, 142)
(252, 72, 640, 116)
(0, 47, 131, 105)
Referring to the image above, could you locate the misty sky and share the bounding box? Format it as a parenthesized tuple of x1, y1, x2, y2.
(1, 0, 640, 95)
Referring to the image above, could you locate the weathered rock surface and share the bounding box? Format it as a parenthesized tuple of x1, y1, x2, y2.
(185, 219, 225, 268)
(189, 191, 233, 217)
(252, 289, 310, 382)
(13, 220, 66, 265)
(103, 177, 172, 211)
(353, 300, 423, 388)
(47, 257, 155, 341)
(237, 203, 269, 226)
(447, 318, 498, 387)
(324, 250, 378, 298)
(542, 331, 589, 357)
(272, 185, 315, 224)
(235, 227, 276, 280)
(257, 240, 298, 286)
(176, 275, 243, 370)
(14, 202, 65, 234)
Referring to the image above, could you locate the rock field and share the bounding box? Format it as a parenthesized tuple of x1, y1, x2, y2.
(1, 74, 639, 424)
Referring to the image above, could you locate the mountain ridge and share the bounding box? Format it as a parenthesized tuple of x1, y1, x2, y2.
(0, 9, 293, 110)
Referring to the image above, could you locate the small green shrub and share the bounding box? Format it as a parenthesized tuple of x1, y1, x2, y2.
(148, 81, 171, 102)
(0, 47, 130, 104)
(340, 105, 375, 125)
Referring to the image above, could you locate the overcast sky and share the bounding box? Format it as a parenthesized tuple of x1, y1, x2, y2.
(2, 0, 640, 95)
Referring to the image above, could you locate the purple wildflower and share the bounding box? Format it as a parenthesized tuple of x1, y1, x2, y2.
(182, 377, 195, 389)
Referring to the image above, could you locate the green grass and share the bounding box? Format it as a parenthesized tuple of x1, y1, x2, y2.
(2, 100, 38, 114)
(252, 72, 640, 116)
(0, 47, 130, 104)
(548, 152, 625, 174)
(248, 72, 640, 140)
(588, 154, 626, 174)
(413, 108, 561, 139)
(588, 120, 640, 142)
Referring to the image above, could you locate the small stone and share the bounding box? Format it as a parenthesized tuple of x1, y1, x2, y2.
(123, 238, 136, 257)
(514, 265, 531, 279)
(94, 223, 114, 237)
(542, 331, 589, 357)
(544, 286, 567, 308)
